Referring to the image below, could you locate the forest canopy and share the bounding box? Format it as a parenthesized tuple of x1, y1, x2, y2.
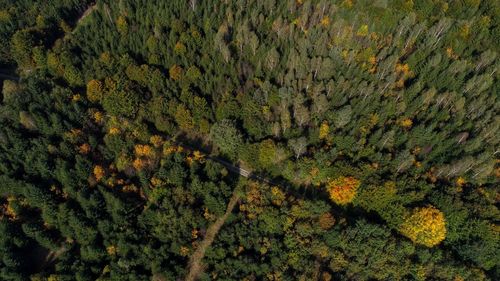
(0, 0, 499, 280)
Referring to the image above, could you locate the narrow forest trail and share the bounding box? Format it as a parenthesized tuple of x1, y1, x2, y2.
(184, 191, 240, 281)
(76, 3, 98, 25)
(66, 3, 98, 38)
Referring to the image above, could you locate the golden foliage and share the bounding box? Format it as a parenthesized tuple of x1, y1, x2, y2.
(342, 0, 353, 8)
(78, 143, 91, 154)
(92, 111, 104, 124)
(100, 52, 111, 64)
(47, 52, 63, 75)
(310, 167, 319, 178)
(169, 64, 183, 81)
(4, 196, 18, 221)
(203, 207, 216, 220)
(72, 94, 81, 102)
(329, 250, 348, 272)
(193, 150, 204, 161)
(395, 63, 410, 75)
(122, 184, 138, 193)
(59, 20, 71, 33)
(356, 24, 369, 36)
(313, 244, 329, 259)
(109, 127, 120, 135)
(104, 77, 117, 91)
(399, 206, 446, 247)
(180, 246, 190, 257)
(134, 144, 154, 157)
(163, 144, 185, 156)
(322, 272, 332, 281)
(240, 182, 264, 220)
(116, 16, 128, 35)
(446, 47, 459, 60)
(456, 177, 466, 187)
(459, 23, 470, 40)
(65, 128, 82, 143)
(319, 212, 336, 230)
(149, 135, 163, 148)
(328, 176, 360, 205)
(106, 245, 117, 256)
(185, 155, 194, 166)
(47, 275, 60, 281)
(93, 165, 105, 182)
(175, 104, 194, 129)
(150, 177, 164, 188)
(400, 118, 413, 128)
(271, 186, 285, 206)
(163, 145, 177, 156)
(191, 229, 199, 239)
(86, 79, 103, 102)
(320, 16, 330, 27)
(174, 41, 186, 55)
(133, 158, 147, 171)
(368, 55, 376, 65)
(319, 121, 330, 140)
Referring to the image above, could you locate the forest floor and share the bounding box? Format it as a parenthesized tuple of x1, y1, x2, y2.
(184, 191, 240, 281)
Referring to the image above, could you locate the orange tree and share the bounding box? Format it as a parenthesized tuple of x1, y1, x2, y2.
(327, 176, 360, 205)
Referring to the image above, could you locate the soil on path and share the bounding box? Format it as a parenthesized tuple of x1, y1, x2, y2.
(184, 191, 240, 281)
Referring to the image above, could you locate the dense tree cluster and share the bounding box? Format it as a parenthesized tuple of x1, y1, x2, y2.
(0, 0, 498, 280)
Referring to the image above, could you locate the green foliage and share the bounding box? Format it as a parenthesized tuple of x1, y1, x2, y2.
(209, 119, 243, 157)
(0, 0, 498, 280)
(102, 90, 140, 117)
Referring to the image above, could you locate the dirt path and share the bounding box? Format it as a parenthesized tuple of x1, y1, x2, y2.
(75, 3, 97, 26)
(185, 191, 240, 281)
(66, 3, 97, 38)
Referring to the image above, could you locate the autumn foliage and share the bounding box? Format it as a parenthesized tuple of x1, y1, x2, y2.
(134, 144, 154, 157)
(399, 206, 446, 247)
(169, 64, 183, 81)
(319, 121, 329, 140)
(86, 79, 103, 102)
(319, 212, 335, 230)
(93, 165, 105, 182)
(328, 176, 360, 205)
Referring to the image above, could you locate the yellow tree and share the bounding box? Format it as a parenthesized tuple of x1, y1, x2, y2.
(134, 144, 154, 157)
(86, 79, 103, 102)
(116, 16, 128, 35)
(319, 121, 330, 140)
(169, 64, 183, 81)
(93, 165, 105, 182)
(175, 104, 194, 130)
(399, 206, 446, 247)
(328, 176, 360, 205)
